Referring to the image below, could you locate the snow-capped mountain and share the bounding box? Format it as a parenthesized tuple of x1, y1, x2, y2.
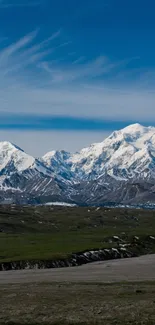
(0, 141, 73, 204)
(0, 141, 35, 174)
(1, 123, 155, 205)
(43, 123, 155, 182)
(42, 150, 73, 180)
(0, 141, 52, 177)
(71, 123, 155, 181)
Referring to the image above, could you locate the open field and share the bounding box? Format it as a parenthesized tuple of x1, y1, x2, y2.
(1, 206, 155, 324)
(0, 280, 155, 325)
(0, 254, 155, 284)
(0, 205, 155, 263)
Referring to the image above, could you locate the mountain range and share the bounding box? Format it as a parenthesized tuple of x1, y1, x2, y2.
(1, 123, 155, 205)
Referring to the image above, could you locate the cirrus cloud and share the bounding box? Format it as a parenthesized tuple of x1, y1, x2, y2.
(0, 29, 154, 127)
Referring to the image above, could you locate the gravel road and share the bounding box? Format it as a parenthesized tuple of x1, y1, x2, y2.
(0, 254, 155, 284)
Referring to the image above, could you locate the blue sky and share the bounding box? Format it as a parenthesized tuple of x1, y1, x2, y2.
(0, 0, 154, 155)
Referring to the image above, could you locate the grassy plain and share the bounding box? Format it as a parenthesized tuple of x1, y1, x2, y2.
(0, 205, 155, 262)
(1, 205, 155, 324)
(0, 282, 155, 325)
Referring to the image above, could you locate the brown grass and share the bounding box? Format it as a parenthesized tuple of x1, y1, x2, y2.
(0, 282, 155, 325)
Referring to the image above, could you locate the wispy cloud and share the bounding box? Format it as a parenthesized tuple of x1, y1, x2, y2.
(72, 56, 86, 64)
(0, 29, 155, 127)
(40, 56, 139, 84)
(0, 29, 64, 76)
(0, 30, 38, 60)
(40, 56, 119, 83)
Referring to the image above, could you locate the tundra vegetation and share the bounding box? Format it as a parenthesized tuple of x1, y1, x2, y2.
(0, 205, 155, 324)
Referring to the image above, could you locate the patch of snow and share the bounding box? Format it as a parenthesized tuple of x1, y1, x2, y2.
(113, 236, 120, 240)
(150, 236, 155, 240)
(112, 248, 119, 253)
(44, 202, 77, 207)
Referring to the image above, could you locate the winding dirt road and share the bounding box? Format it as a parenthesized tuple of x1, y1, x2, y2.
(0, 254, 155, 284)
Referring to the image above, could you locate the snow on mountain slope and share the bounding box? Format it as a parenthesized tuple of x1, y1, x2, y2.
(1, 123, 155, 205)
(67, 123, 155, 181)
(0, 142, 75, 203)
(0, 141, 35, 174)
(0, 141, 56, 194)
(42, 123, 155, 182)
(42, 150, 70, 166)
(41, 150, 73, 180)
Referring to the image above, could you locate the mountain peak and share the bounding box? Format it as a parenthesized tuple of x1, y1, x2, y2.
(107, 123, 155, 145)
(0, 141, 35, 174)
(1, 123, 155, 205)
(43, 150, 70, 163)
(121, 123, 151, 134)
(0, 141, 24, 153)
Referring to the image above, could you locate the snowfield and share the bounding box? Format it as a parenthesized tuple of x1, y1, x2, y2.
(44, 202, 77, 207)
